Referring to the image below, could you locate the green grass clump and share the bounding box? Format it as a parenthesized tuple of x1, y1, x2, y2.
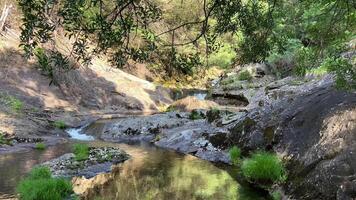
(16, 167, 72, 200)
(0, 132, 11, 145)
(241, 151, 286, 185)
(229, 146, 241, 166)
(73, 143, 89, 161)
(189, 110, 204, 120)
(0, 95, 24, 113)
(35, 143, 46, 150)
(52, 120, 67, 129)
(237, 70, 253, 81)
(0, 133, 5, 144)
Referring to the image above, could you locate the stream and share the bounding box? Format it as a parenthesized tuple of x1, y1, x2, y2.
(0, 120, 266, 200)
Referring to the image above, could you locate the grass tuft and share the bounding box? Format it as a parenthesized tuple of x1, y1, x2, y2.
(241, 151, 286, 185)
(52, 120, 67, 129)
(16, 167, 73, 200)
(35, 143, 46, 150)
(237, 70, 253, 81)
(189, 110, 204, 120)
(229, 146, 241, 166)
(73, 143, 89, 161)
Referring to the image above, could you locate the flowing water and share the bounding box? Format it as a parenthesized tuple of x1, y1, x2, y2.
(0, 121, 266, 200)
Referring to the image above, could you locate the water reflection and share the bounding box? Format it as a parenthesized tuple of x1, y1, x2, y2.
(76, 142, 264, 200)
(0, 143, 72, 194)
(0, 141, 265, 200)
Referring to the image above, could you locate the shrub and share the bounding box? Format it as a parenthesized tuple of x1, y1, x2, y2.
(321, 57, 355, 90)
(241, 151, 286, 185)
(73, 143, 89, 161)
(229, 146, 241, 166)
(16, 167, 72, 200)
(189, 110, 204, 120)
(271, 191, 282, 200)
(237, 70, 253, 81)
(52, 120, 67, 129)
(28, 167, 52, 179)
(34, 47, 53, 78)
(0, 133, 5, 144)
(208, 44, 236, 69)
(35, 143, 46, 150)
(0, 95, 24, 113)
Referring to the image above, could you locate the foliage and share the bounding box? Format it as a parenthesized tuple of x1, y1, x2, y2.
(16, 167, 73, 200)
(35, 143, 46, 150)
(229, 146, 241, 166)
(0, 95, 24, 113)
(189, 110, 204, 120)
(0, 132, 5, 145)
(241, 151, 286, 185)
(52, 120, 67, 129)
(238, 70, 253, 81)
(321, 57, 356, 90)
(34, 48, 53, 79)
(208, 44, 236, 69)
(271, 191, 282, 200)
(73, 143, 89, 161)
(17, 0, 356, 82)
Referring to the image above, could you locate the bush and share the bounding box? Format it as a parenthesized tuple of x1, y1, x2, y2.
(34, 47, 53, 78)
(321, 57, 355, 90)
(241, 151, 286, 185)
(189, 110, 204, 120)
(52, 120, 67, 129)
(16, 167, 72, 200)
(208, 44, 236, 69)
(238, 70, 253, 81)
(35, 143, 46, 150)
(229, 146, 241, 166)
(28, 167, 52, 179)
(0, 95, 24, 113)
(73, 143, 89, 161)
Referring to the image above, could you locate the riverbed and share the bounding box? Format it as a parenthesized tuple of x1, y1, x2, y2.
(0, 120, 266, 200)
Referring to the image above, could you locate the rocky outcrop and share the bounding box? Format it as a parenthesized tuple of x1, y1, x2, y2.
(41, 147, 130, 178)
(90, 112, 230, 163)
(208, 74, 356, 200)
(168, 96, 219, 112)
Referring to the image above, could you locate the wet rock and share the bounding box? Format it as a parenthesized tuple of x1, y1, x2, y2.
(100, 112, 191, 143)
(41, 147, 130, 178)
(214, 75, 356, 199)
(155, 120, 230, 163)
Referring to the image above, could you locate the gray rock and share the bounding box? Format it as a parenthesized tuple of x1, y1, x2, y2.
(41, 147, 130, 178)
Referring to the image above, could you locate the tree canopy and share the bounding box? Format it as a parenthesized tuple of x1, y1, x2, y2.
(18, 0, 356, 87)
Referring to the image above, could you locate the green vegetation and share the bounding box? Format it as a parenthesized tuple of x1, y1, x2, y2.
(73, 143, 89, 161)
(229, 146, 241, 166)
(0, 132, 12, 145)
(17, 0, 355, 88)
(34, 47, 53, 79)
(189, 110, 204, 120)
(16, 167, 73, 200)
(241, 151, 286, 186)
(0, 132, 5, 145)
(271, 191, 282, 200)
(237, 70, 253, 81)
(35, 143, 46, 150)
(52, 120, 67, 129)
(0, 94, 24, 113)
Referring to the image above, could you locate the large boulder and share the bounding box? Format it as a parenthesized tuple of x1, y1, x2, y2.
(210, 75, 356, 199)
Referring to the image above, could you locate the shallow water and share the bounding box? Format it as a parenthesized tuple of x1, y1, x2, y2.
(0, 124, 266, 200)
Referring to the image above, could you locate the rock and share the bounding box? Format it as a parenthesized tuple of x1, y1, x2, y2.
(211, 74, 356, 199)
(97, 112, 191, 143)
(168, 96, 219, 112)
(41, 147, 130, 178)
(155, 120, 230, 163)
